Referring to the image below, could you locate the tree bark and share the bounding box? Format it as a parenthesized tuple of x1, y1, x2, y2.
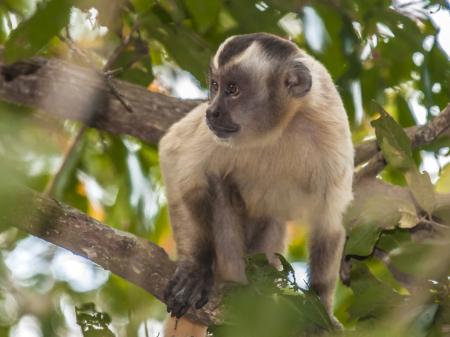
(0, 55, 200, 145)
(0, 186, 221, 326)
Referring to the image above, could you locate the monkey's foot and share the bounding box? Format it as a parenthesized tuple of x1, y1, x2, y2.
(164, 261, 213, 318)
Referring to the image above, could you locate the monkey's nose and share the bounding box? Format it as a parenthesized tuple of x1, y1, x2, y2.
(206, 109, 220, 119)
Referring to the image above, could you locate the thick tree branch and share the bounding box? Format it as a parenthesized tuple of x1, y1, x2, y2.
(0, 54, 200, 145)
(0, 187, 220, 326)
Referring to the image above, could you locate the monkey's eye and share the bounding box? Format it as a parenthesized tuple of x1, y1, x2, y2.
(226, 83, 240, 97)
(211, 80, 219, 92)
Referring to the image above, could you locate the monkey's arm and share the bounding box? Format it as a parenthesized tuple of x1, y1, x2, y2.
(163, 187, 216, 318)
(159, 104, 220, 317)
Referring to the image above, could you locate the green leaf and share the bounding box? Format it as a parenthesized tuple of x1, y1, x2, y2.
(0, 7, 9, 43)
(4, 0, 73, 63)
(348, 261, 403, 320)
(405, 171, 435, 215)
(130, 0, 156, 13)
(398, 205, 419, 229)
(389, 241, 448, 278)
(183, 0, 221, 33)
(371, 107, 415, 171)
(75, 303, 115, 337)
(119, 68, 154, 86)
(436, 164, 450, 193)
(408, 304, 439, 337)
(376, 229, 411, 252)
(140, 7, 212, 83)
(345, 222, 381, 256)
(225, 0, 284, 35)
(345, 187, 417, 231)
(5, 0, 35, 17)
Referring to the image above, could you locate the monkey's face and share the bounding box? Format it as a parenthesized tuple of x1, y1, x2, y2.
(206, 61, 312, 146)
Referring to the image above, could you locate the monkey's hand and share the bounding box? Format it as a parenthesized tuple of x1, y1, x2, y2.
(164, 260, 214, 318)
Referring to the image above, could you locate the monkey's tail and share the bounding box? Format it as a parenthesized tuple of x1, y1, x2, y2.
(163, 316, 208, 337)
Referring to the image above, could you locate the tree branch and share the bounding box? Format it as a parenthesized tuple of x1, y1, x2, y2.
(355, 103, 450, 182)
(355, 104, 450, 167)
(0, 187, 221, 326)
(0, 54, 200, 145)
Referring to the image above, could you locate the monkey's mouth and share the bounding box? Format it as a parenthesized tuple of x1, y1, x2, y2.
(206, 119, 240, 138)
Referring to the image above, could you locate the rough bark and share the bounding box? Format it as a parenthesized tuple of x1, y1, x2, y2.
(0, 55, 200, 145)
(0, 186, 221, 326)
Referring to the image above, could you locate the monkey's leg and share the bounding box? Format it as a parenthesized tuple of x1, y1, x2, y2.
(308, 211, 346, 329)
(246, 218, 286, 266)
(209, 175, 248, 283)
(164, 190, 215, 319)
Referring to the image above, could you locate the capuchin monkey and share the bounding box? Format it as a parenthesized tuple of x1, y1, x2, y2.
(160, 33, 354, 336)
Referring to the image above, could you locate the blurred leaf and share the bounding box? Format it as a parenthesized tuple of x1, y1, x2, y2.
(407, 303, 439, 337)
(140, 6, 213, 82)
(366, 257, 406, 294)
(371, 107, 415, 171)
(398, 206, 419, 228)
(345, 223, 381, 256)
(436, 164, 450, 193)
(376, 229, 411, 252)
(0, 163, 29, 232)
(130, 0, 156, 13)
(389, 241, 448, 278)
(76, 303, 115, 337)
(5, 0, 35, 17)
(0, 7, 9, 43)
(427, 300, 450, 337)
(348, 261, 404, 320)
(224, 0, 283, 35)
(345, 187, 418, 233)
(396, 94, 416, 128)
(4, 0, 73, 63)
(183, 0, 220, 33)
(120, 68, 154, 86)
(213, 254, 333, 337)
(405, 171, 435, 215)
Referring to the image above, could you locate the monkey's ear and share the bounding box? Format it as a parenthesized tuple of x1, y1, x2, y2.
(285, 61, 312, 98)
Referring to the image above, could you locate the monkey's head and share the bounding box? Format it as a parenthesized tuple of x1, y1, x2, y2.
(206, 33, 312, 147)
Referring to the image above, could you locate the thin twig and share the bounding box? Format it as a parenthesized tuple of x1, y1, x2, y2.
(104, 74, 134, 112)
(373, 248, 416, 287)
(418, 216, 449, 230)
(103, 24, 138, 71)
(44, 125, 87, 197)
(57, 34, 96, 67)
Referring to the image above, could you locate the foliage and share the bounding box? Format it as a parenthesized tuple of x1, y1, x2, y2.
(211, 254, 334, 337)
(0, 0, 449, 336)
(75, 303, 115, 337)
